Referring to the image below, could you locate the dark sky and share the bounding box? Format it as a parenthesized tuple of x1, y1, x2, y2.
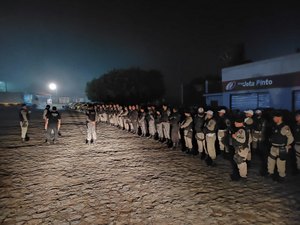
(1, 0, 300, 101)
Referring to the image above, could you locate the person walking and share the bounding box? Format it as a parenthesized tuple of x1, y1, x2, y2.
(45, 106, 61, 144)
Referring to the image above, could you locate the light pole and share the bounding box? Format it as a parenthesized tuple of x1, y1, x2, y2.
(49, 83, 57, 104)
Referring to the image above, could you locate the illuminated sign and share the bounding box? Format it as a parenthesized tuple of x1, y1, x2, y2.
(223, 72, 300, 92)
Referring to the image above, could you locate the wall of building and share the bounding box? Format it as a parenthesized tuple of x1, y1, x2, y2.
(222, 53, 300, 81)
(220, 53, 300, 111)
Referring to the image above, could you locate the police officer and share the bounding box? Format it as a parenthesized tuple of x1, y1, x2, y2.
(252, 109, 268, 175)
(194, 107, 206, 159)
(156, 110, 164, 142)
(138, 107, 147, 137)
(268, 111, 294, 182)
(147, 106, 157, 139)
(86, 104, 97, 144)
(161, 104, 171, 145)
(244, 110, 254, 165)
(217, 109, 231, 157)
(231, 115, 249, 181)
(169, 107, 181, 149)
(180, 109, 193, 154)
(45, 106, 61, 144)
(293, 110, 300, 171)
(203, 110, 217, 165)
(19, 103, 30, 142)
(43, 105, 50, 120)
(131, 105, 139, 134)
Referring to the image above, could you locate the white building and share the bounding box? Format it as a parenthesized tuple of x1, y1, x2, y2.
(205, 53, 300, 111)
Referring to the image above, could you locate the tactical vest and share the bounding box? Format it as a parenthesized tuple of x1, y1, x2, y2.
(19, 109, 28, 122)
(270, 123, 288, 145)
(253, 117, 265, 131)
(217, 116, 228, 130)
(204, 118, 216, 133)
(232, 127, 249, 148)
(194, 115, 205, 133)
(184, 117, 193, 131)
(161, 110, 170, 122)
(294, 124, 300, 143)
(87, 110, 96, 121)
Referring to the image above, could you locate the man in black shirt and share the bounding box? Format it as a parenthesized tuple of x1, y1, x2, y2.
(45, 106, 61, 144)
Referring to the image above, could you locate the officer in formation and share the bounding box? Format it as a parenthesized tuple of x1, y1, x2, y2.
(268, 111, 294, 182)
(194, 107, 206, 159)
(216, 109, 231, 158)
(294, 111, 300, 171)
(19, 103, 30, 142)
(203, 110, 217, 166)
(95, 104, 299, 182)
(230, 115, 250, 181)
(44, 106, 61, 144)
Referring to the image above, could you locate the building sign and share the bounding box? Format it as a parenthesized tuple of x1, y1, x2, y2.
(223, 72, 300, 92)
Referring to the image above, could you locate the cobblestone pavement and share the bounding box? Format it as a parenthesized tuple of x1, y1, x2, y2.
(0, 108, 300, 225)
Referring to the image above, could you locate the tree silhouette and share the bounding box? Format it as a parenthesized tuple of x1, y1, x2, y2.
(86, 68, 165, 104)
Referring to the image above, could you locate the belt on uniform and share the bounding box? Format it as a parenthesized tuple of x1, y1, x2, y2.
(272, 144, 286, 147)
(218, 129, 226, 132)
(254, 131, 262, 133)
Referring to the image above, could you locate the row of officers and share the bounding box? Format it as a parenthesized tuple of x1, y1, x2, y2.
(85, 103, 300, 183)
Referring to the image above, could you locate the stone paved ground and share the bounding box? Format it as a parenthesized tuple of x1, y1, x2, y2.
(0, 107, 300, 225)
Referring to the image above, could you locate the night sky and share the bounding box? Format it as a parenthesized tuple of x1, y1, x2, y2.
(1, 0, 300, 101)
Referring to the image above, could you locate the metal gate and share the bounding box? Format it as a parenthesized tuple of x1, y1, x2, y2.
(231, 93, 270, 110)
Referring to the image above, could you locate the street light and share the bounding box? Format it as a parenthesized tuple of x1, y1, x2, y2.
(49, 83, 57, 91)
(48, 83, 57, 104)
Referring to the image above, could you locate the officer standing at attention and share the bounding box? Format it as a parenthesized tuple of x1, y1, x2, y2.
(147, 106, 157, 139)
(231, 115, 249, 181)
(169, 107, 181, 149)
(19, 103, 30, 142)
(293, 110, 300, 172)
(268, 111, 294, 182)
(244, 110, 254, 165)
(203, 110, 217, 166)
(217, 109, 231, 158)
(138, 107, 147, 137)
(161, 104, 171, 145)
(86, 104, 97, 145)
(180, 109, 193, 154)
(252, 109, 268, 176)
(45, 106, 61, 144)
(194, 107, 206, 159)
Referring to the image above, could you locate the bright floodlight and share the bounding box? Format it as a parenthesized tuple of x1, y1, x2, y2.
(49, 83, 57, 91)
